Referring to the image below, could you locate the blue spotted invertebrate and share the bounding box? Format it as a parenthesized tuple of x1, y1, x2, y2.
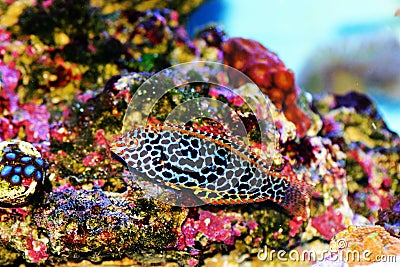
(110, 124, 313, 218)
(0, 140, 46, 206)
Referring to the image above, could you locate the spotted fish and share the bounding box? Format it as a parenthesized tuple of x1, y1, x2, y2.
(110, 124, 313, 218)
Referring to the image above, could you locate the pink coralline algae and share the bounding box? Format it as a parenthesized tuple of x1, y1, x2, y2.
(349, 148, 391, 192)
(180, 210, 247, 248)
(26, 236, 49, 263)
(82, 152, 104, 167)
(311, 206, 347, 240)
(12, 103, 50, 142)
(0, 28, 12, 42)
(187, 258, 199, 267)
(1, 101, 51, 143)
(0, 63, 20, 113)
(0, 63, 19, 90)
(93, 129, 109, 148)
(208, 87, 245, 107)
(0, 63, 50, 143)
(289, 217, 304, 237)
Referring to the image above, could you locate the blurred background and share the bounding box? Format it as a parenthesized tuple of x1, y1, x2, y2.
(186, 0, 400, 133)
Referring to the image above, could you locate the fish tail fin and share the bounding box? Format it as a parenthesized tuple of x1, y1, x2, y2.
(282, 179, 313, 219)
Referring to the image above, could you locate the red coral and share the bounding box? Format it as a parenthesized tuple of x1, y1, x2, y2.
(311, 206, 346, 240)
(222, 38, 311, 137)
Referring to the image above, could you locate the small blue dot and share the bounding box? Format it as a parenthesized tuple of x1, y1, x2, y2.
(24, 165, 36, 176)
(35, 170, 43, 180)
(21, 156, 32, 163)
(5, 153, 16, 160)
(1, 166, 12, 177)
(11, 175, 21, 184)
(14, 166, 22, 174)
(35, 158, 44, 167)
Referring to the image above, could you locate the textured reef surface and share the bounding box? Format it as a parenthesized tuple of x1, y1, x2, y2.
(0, 1, 399, 266)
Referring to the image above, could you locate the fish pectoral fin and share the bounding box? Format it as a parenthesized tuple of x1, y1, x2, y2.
(163, 181, 182, 191)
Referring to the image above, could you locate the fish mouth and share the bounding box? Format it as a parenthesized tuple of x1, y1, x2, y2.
(109, 141, 121, 155)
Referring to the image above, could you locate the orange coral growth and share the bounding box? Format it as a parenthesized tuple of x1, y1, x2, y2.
(331, 226, 400, 266)
(222, 37, 311, 137)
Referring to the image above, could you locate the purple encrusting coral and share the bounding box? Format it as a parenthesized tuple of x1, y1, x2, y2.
(376, 195, 400, 238)
(0, 1, 399, 266)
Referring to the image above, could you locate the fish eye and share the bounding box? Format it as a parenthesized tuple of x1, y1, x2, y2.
(129, 138, 138, 147)
(115, 141, 125, 147)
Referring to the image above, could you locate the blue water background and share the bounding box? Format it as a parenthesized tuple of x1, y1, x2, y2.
(186, 0, 400, 134)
